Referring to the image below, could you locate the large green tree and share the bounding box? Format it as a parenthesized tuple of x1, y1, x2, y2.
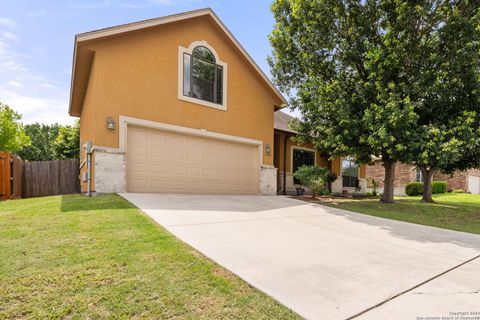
(0, 102, 30, 153)
(403, 3, 480, 202)
(269, 0, 480, 203)
(16, 123, 60, 161)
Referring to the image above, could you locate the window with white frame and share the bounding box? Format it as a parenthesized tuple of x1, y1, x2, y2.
(179, 42, 227, 109)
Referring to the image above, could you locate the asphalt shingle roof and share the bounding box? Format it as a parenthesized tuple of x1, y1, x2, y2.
(274, 111, 297, 134)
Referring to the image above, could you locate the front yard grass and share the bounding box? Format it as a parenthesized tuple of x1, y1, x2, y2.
(0, 194, 299, 319)
(320, 193, 480, 235)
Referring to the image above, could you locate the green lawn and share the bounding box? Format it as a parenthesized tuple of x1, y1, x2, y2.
(320, 193, 480, 235)
(0, 194, 299, 319)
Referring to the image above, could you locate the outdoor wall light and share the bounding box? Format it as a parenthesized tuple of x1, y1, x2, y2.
(106, 117, 115, 130)
(265, 143, 271, 155)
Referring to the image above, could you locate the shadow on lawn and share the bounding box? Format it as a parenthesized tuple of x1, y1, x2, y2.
(60, 194, 134, 212)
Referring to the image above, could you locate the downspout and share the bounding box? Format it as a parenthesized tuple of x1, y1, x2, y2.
(283, 135, 288, 195)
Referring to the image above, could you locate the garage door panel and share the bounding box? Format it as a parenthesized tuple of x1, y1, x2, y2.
(129, 163, 149, 173)
(150, 164, 169, 175)
(127, 125, 259, 194)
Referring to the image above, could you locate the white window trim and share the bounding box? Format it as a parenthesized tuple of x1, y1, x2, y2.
(178, 41, 228, 111)
(290, 146, 317, 173)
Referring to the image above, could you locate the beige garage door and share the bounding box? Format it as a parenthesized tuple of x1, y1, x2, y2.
(127, 125, 260, 194)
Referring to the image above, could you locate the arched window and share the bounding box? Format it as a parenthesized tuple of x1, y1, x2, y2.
(183, 45, 223, 105)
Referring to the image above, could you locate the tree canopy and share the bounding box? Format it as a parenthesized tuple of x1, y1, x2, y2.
(0, 102, 30, 153)
(269, 0, 480, 203)
(53, 120, 80, 160)
(16, 123, 60, 161)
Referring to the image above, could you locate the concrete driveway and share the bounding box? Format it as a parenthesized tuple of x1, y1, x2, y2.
(120, 194, 480, 320)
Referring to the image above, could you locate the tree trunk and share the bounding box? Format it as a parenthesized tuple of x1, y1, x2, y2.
(381, 159, 396, 203)
(421, 167, 434, 203)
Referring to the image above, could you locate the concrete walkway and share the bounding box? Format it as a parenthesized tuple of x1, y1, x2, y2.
(120, 193, 480, 320)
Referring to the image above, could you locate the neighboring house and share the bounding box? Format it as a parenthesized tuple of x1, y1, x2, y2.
(69, 8, 367, 196)
(274, 111, 367, 195)
(366, 161, 480, 195)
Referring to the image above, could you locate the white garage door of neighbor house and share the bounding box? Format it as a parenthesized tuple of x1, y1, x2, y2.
(468, 175, 480, 194)
(126, 125, 260, 194)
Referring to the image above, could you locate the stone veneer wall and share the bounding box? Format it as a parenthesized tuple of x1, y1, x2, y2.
(94, 148, 126, 194)
(277, 171, 297, 194)
(260, 165, 277, 195)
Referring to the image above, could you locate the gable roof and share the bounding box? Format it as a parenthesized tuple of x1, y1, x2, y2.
(68, 8, 287, 116)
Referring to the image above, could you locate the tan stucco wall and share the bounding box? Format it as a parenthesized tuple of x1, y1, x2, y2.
(77, 15, 282, 192)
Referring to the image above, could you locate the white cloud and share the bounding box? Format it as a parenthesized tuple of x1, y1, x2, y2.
(1, 31, 18, 41)
(7, 80, 23, 87)
(0, 17, 17, 28)
(0, 87, 74, 124)
(38, 82, 57, 89)
(0, 25, 72, 124)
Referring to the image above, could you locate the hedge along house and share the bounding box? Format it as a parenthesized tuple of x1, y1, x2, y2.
(273, 111, 368, 195)
(69, 9, 287, 195)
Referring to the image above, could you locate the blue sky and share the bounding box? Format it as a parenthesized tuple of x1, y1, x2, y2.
(0, 0, 288, 124)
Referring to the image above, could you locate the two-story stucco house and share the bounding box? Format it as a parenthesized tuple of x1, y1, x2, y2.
(69, 8, 367, 196)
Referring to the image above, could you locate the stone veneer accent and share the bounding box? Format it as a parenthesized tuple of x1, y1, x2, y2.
(260, 165, 278, 195)
(277, 171, 297, 195)
(94, 148, 126, 193)
(331, 177, 343, 194)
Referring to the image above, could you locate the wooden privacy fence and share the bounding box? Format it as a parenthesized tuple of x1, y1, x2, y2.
(0, 152, 23, 200)
(23, 159, 80, 198)
(0, 152, 80, 200)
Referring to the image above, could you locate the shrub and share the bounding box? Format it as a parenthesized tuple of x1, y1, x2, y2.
(293, 165, 332, 198)
(432, 181, 447, 194)
(367, 177, 380, 196)
(406, 181, 448, 196)
(406, 182, 423, 196)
